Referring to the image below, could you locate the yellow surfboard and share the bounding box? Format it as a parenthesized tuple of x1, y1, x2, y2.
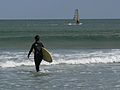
(42, 48, 52, 63)
(33, 48, 52, 63)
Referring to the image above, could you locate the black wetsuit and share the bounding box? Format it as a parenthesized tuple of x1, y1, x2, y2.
(28, 41, 44, 72)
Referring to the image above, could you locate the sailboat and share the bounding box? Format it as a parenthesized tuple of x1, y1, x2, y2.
(68, 9, 82, 25)
(74, 9, 80, 24)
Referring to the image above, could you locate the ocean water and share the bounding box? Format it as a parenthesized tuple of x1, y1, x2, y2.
(0, 19, 120, 90)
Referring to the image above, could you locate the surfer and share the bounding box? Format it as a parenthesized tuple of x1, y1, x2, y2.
(28, 35, 44, 72)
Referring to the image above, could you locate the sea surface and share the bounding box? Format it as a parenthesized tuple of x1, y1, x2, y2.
(0, 19, 120, 90)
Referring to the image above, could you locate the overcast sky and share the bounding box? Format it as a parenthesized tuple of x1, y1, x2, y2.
(0, 0, 120, 19)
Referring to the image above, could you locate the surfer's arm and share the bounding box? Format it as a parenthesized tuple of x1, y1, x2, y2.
(42, 43, 44, 47)
(28, 44, 34, 58)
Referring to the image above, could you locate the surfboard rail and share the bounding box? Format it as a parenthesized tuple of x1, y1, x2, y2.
(42, 48, 52, 63)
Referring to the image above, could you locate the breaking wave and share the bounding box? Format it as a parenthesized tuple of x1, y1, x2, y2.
(0, 49, 120, 68)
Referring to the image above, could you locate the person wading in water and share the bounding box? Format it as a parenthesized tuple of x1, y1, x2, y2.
(28, 35, 44, 72)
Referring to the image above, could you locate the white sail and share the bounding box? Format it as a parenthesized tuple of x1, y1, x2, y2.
(74, 9, 80, 24)
(68, 9, 82, 26)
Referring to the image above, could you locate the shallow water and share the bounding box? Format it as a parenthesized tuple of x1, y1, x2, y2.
(0, 63, 120, 90)
(1, 19, 120, 90)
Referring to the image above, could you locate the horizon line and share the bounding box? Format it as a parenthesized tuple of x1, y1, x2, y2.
(0, 18, 120, 20)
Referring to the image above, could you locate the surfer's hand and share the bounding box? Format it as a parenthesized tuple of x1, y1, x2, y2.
(27, 54, 29, 59)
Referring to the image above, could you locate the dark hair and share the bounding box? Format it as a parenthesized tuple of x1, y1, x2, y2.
(35, 35, 40, 41)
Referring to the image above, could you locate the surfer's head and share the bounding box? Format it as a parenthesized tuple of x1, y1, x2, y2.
(35, 35, 40, 41)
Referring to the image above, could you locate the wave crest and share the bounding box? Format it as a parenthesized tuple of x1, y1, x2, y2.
(0, 49, 120, 68)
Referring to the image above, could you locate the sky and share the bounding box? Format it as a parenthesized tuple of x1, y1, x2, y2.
(0, 0, 120, 19)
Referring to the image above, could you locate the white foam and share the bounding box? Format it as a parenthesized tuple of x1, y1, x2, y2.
(50, 49, 120, 65)
(0, 49, 120, 68)
(0, 60, 34, 68)
(68, 23, 83, 26)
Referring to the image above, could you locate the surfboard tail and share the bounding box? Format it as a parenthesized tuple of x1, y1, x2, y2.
(42, 48, 53, 63)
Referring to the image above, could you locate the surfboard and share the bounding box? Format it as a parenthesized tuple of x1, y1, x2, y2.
(42, 48, 52, 63)
(32, 48, 52, 63)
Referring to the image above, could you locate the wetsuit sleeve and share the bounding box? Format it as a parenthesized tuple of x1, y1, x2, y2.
(42, 43, 44, 47)
(28, 44, 34, 58)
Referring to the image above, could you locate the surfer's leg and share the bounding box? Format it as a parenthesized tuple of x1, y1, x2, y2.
(34, 59, 40, 72)
(34, 58, 42, 72)
(34, 54, 43, 72)
(37, 58, 42, 71)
